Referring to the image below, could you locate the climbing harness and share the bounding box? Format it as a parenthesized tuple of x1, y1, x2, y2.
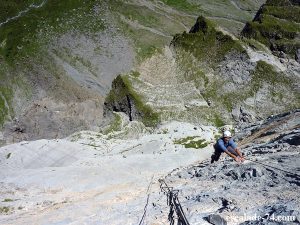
(159, 179, 191, 225)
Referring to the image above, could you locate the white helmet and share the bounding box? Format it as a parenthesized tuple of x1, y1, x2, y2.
(223, 130, 232, 138)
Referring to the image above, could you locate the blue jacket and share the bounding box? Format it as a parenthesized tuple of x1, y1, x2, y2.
(215, 138, 237, 152)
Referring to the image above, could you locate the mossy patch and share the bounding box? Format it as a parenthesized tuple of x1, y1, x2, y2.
(174, 136, 208, 149)
(131, 70, 140, 78)
(262, 6, 300, 23)
(114, 13, 166, 62)
(249, 61, 291, 94)
(219, 61, 298, 114)
(103, 113, 122, 135)
(0, 86, 13, 127)
(212, 114, 226, 128)
(0, 206, 12, 214)
(241, 38, 270, 52)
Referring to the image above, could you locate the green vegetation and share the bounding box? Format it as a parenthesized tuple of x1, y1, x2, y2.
(6, 153, 11, 159)
(204, 61, 294, 116)
(0, 0, 106, 63)
(0, 206, 11, 213)
(131, 70, 140, 78)
(2, 199, 13, 202)
(174, 15, 299, 123)
(170, 15, 299, 125)
(0, 86, 13, 127)
(117, 3, 160, 28)
(115, 14, 166, 61)
(0, 0, 109, 127)
(105, 75, 160, 127)
(211, 114, 225, 127)
(137, 45, 161, 61)
(0, 0, 35, 22)
(265, 0, 297, 6)
(241, 38, 270, 52)
(183, 67, 209, 89)
(221, 61, 295, 113)
(173, 16, 244, 67)
(160, 0, 198, 13)
(210, 17, 245, 36)
(70, 133, 82, 142)
(249, 61, 291, 94)
(174, 136, 208, 149)
(242, 2, 300, 56)
(162, 128, 168, 134)
(111, 0, 178, 62)
(262, 6, 300, 23)
(103, 113, 122, 135)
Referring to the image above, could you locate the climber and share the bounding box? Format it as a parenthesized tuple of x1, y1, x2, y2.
(211, 130, 245, 163)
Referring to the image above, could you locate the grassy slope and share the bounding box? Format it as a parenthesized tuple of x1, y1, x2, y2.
(104, 1, 300, 127)
(242, 0, 300, 56)
(0, 0, 266, 128)
(171, 16, 300, 125)
(172, 16, 245, 67)
(0, 0, 105, 63)
(170, 17, 243, 125)
(0, 0, 36, 22)
(0, 0, 107, 126)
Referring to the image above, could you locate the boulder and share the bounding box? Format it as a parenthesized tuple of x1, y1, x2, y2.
(207, 214, 227, 225)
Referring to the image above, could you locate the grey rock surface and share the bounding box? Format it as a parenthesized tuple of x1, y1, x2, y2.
(3, 98, 104, 144)
(207, 214, 228, 225)
(295, 49, 300, 63)
(0, 110, 299, 225)
(219, 52, 256, 88)
(0, 121, 216, 225)
(146, 110, 300, 225)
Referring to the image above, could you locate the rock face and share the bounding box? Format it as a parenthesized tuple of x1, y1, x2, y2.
(0, 120, 217, 225)
(296, 49, 300, 63)
(104, 15, 299, 130)
(145, 110, 300, 225)
(219, 52, 256, 86)
(103, 75, 159, 127)
(231, 106, 255, 124)
(1, 0, 299, 145)
(168, 16, 300, 125)
(3, 98, 104, 143)
(0, 108, 299, 225)
(0, 1, 135, 145)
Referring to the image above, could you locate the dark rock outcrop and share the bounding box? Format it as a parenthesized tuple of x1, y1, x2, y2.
(207, 214, 227, 225)
(296, 49, 300, 63)
(104, 75, 159, 127)
(189, 16, 209, 34)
